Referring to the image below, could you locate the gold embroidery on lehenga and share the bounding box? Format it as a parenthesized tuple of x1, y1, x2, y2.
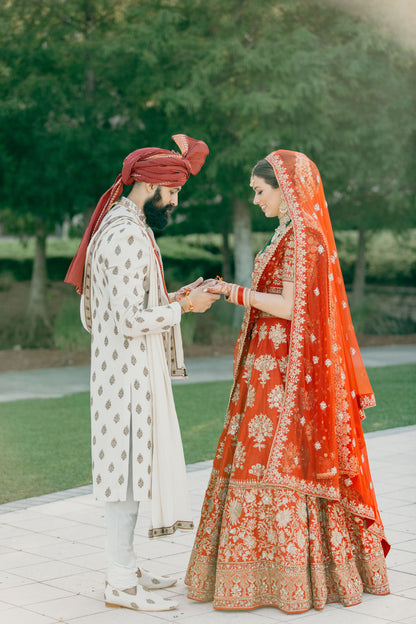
(267, 384, 285, 410)
(246, 384, 256, 408)
(186, 474, 388, 610)
(185, 152, 389, 612)
(247, 414, 274, 450)
(253, 354, 277, 386)
(269, 324, 287, 348)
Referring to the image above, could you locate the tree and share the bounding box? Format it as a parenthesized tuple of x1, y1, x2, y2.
(137, 0, 415, 306)
(305, 9, 416, 304)
(0, 0, 155, 343)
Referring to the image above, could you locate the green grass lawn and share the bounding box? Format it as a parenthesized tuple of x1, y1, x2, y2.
(0, 364, 415, 504)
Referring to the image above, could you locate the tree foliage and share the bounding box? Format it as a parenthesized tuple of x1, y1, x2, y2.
(0, 0, 414, 341)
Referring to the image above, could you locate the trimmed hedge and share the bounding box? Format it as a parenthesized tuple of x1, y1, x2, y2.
(1, 229, 416, 286)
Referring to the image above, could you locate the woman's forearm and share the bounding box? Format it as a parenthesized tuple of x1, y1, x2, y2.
(250, 281, 294, 320)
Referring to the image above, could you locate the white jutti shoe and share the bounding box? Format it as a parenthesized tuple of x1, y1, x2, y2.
(104, 582, 178, 611)
(136, 567, 178, 590)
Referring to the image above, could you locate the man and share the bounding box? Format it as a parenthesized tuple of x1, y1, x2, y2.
(65, 134, 218, 612)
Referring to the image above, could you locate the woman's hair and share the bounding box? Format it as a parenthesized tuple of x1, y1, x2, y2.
(251, 159, 279, 188)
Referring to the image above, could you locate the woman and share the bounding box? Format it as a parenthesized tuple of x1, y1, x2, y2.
(185, 150, 389, 613)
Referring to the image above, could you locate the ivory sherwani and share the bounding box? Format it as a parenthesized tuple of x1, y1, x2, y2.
(81, 196, 193, 537)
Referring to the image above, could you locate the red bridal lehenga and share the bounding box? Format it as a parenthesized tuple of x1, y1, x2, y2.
(185, 150, 389, 613)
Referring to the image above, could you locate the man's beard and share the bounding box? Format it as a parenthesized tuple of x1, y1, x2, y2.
(143, 187, 172, 230)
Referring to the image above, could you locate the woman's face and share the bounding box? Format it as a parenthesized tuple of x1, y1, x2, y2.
(251, 175, 283, 218)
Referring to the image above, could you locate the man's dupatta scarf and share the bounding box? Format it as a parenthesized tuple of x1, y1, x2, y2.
(234, 150, 386, 546)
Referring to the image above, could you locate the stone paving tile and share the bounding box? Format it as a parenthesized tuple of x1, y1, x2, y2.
(398, 586, 416, 601)
(71, 608, 170, 623)
(64, 551, 107, 572)
(385, 569, 416, 593)
(0, 551, 51, 572)
(345, 594, 416, 621)
(27, 594, 105, 621)
(43, 569, 104, 601)
(28, 542, 101, 561)
(0, 582, 71, 607)
(8, 560, 89, 583)
(396, 540, 416, 554)
(0, 570, 34, 590)
(0, 606, 57, 623)
(0, 600, 13, 612)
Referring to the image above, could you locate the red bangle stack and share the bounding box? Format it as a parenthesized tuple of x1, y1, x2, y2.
(227, 284, 252, 307)
(237, 286, 245, 306)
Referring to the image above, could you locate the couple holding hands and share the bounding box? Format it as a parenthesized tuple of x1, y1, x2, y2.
(65, 135, 389, 614)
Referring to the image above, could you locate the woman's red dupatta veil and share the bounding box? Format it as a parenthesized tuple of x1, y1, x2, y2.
(237, 150, 388, 552)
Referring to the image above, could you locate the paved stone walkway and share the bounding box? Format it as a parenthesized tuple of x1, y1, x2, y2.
(1, 344, 416, 403)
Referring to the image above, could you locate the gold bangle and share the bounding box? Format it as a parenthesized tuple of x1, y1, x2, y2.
(231, 284, 238, 305)
(179, 296, 191, 313)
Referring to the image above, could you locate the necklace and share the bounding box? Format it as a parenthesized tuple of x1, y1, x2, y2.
(260, 214, 292, 254)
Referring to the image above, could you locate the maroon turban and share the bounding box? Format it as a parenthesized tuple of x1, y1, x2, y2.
(65, 134, 209, 291)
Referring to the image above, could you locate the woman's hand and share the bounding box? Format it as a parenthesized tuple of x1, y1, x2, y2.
(200, 277, 220, 289)
(204, 278, 294, 319)
(204, 280, 232, 297)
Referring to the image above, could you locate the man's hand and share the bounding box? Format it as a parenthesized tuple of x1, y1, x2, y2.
(178, 282, 220, 313)
(177, 277, 204, 296)
(170, 277, 204, 303)
(186, 284, 220, 312)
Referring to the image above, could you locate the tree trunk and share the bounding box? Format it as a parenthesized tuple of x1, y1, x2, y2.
(220, 226, 232, 283)
(351, 226, 366, 307)
(232, 199, 254, 327)
(26, 230, 53, 346)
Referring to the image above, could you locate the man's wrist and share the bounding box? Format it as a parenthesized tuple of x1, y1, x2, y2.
(179, 294, 194, 313)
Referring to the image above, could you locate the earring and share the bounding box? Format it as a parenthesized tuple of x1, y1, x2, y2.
(279, 196, 289, 216)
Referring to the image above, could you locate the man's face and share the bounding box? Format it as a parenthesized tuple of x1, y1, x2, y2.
(143, 185, 181, 230)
